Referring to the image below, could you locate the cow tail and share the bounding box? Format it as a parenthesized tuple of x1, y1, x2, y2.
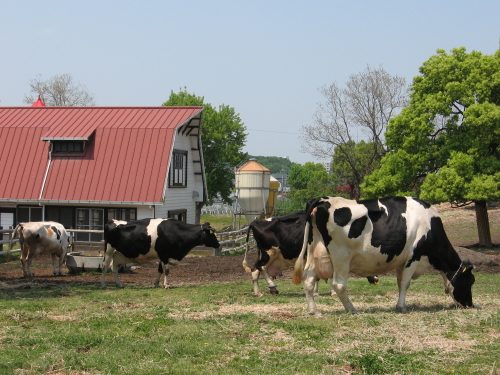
(292, 220, 310, 285)
(242, 225, 253, 273)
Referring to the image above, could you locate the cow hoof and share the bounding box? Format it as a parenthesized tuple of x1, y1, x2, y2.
(269, 287, 279, 295)
(396, 306, 407, 313)
(153, 282, 160, 288)
(253, 292, 264, 297)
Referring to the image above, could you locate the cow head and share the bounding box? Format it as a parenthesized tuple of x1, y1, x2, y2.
(201, 222, 220, 248)
(450, 261, 475, 308)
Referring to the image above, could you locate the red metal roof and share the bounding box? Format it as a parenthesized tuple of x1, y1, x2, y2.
(0, 106, 203, 204)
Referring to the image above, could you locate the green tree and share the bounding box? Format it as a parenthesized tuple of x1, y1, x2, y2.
(363, 48, 500, 246)
(331, 140, 384, 198)
(163, 89, 248, 204)
(248, 155, 294, 174)
(287, 162, 335, 210)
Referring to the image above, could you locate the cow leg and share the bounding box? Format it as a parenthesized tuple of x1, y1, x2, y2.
(250, 269, 262, 296)
(111, 253, 125, 288)
(19, 243, 31, 278)
(51, 253, 58, 276)
(395, 264, 418, 312)
(154, 262, 171, 289)
(100, 245, 115, 287)
(303, 269, 320, 315)
(58, 251, 66, 276)
(331, 260, 356, 313)
(313, 280, 319, 296)
(441, 272, 452, 295)
(25, 255, 34, 279)
(260, 267, 278, 294)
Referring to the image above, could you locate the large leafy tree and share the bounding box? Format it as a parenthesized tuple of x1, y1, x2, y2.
(163, 89, 247, 204)
(363, 48, 499, 246)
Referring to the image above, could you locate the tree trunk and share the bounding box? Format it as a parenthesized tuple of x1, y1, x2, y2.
(474, 200, 492, 247)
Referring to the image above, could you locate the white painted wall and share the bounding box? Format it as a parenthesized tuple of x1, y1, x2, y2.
(136, 205, 154, 220)
(155, 131, 205, 224)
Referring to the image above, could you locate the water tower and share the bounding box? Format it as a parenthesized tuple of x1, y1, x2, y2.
(235, 159, 271, 223)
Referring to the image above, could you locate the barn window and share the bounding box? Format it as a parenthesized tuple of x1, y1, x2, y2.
(167, 209, 187, 223)
(75, 208, 104, 242)
(169, 150, 188, 187)
(17, 206, 43, 223)
(107, 208, 137, 222)
(52, 140, 85, 154)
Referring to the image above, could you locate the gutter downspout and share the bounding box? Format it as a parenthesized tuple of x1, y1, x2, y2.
(39, 142, 52, 218)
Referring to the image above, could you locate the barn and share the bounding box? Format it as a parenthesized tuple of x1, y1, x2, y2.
(0, 101, 208, 242)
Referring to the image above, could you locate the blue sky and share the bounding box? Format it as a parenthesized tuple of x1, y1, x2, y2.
(1, 1, 498, 163)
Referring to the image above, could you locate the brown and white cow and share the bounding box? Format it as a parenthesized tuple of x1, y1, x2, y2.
(12, 221, 71, 278)
(293, 196, 475, 314)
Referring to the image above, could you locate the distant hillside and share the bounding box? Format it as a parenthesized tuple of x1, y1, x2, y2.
(249, 155, 295, 174)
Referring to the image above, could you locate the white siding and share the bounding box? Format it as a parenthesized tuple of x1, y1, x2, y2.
(136, 206, 154, 220)
(155, 131, 204, 224)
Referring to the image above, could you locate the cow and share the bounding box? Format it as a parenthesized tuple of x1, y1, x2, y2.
(242, 212, 378, 296)
(11, 221, 71, 278)
(293, 196, 475, 315)
(101, 218, 220, 288)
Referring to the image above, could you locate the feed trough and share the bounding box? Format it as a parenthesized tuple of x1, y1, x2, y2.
(65, 252, 104, 273)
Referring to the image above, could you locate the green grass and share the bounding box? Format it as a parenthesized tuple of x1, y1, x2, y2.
(201, 214, 234, 231)
(1, 274, 498, 374)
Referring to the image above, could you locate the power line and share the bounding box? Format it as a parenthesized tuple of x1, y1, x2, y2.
(247, 128, 299, 135)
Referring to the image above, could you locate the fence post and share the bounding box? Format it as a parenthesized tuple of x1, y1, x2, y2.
(213, 246, 222, 256)
(0, 226, 3, 252)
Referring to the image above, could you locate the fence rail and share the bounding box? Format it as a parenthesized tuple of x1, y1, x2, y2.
(0, 226, 256, 256)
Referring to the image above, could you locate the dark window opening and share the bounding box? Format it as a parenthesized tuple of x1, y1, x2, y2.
(167, 209, 187, 223)
(52, 140, 84, 154)
(75, 208, 104, 242)
(106, 208, 137, 222)
(45, 206, 74, 229)
(169, 150, 188, 187)
(17, 206, 43, 223)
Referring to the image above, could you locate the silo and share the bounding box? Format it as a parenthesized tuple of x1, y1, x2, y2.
(235, 160, 271, 223)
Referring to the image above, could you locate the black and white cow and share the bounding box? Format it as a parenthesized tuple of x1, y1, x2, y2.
(293, 196, 475, 314)
(242, 212, 310, 296)
(101, 218, 220, 288)
(242, 212, 378, 296)
(12, 221, 71, 278)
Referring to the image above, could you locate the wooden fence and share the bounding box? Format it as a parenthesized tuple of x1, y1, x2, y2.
(0, 227, 255, 256)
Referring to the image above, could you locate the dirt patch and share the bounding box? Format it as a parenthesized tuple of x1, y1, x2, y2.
(0, 254, 250, 288)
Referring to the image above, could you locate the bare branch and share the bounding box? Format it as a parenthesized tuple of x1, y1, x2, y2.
(24, 73, 95, 106)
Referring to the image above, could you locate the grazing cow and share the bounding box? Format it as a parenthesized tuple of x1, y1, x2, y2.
(12, 221, 71, 278)
(101, 218, 220, 288)
(293, 196, 475, 314)
(242, 212, 378, 296)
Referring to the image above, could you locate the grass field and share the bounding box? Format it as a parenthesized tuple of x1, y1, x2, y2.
(1, 274, 499, 375)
